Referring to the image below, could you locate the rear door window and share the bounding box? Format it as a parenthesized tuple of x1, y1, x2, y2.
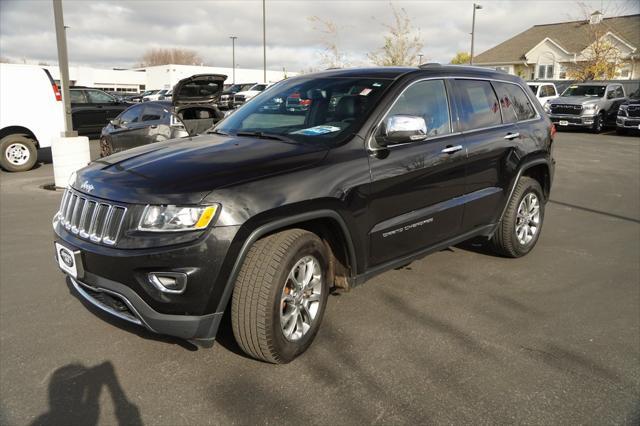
(492, 82, 518, 124)
(383, 79, 451, 138)
(614, 86, 624, 98)
(141, 104, 167, 123)
(454, 80, 502, 131)
(87, 89, 115, 104)
(70, 90, 87, 104)
(502, 83, 537, 121)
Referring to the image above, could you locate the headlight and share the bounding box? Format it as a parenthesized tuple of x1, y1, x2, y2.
(618, 104, 628, 116)
(544, 103, 551, 113)
(138, 205, 219, 232)
(583, 104, 596, 113)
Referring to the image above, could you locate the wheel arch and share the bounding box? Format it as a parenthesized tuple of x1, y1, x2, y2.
(0, 126, 39, 147)
(214, 210, 358, 313)
(496, 158, 551, 226)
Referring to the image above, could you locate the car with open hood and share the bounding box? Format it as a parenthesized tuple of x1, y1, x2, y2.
(99, 74, 226, 156)
(54, 65, 555, 364)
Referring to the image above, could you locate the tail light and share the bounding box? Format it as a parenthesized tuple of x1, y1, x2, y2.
(52, 83, 62, 101)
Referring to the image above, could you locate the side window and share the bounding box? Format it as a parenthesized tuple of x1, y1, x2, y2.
(384, 79, 451, 138)
(549, 85, 558, 96)
(87, 90, 115, 103)
(503, 83, 537, 121)
(141, 104, 167, 122)
(70, 90, 87, 104)
(492, 82, 518, 124)
(455, 80, 501, 130)
(542, 85, 554, 97)
(118, 105, 142, 125)
(614, 86, 624, 98)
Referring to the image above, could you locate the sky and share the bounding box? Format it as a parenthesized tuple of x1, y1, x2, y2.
(1, 0, 638, 72)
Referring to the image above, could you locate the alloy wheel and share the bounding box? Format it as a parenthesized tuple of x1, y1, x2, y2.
(280, 255, 323, 342)
(515, 193, 541, 245)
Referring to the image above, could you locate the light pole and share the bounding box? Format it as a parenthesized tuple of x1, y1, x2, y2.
(229, 36, 237, 84)
(52, 0, 74, 136)
(418, 53, 424, 65)
(470, 3, 482, 65)
(262, 0, 266, 82)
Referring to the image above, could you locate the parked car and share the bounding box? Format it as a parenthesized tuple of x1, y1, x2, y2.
(106, 91, 136, 102)
(218, 83, 257, 109)
(70, 87, 132, 136)
(53, 65, 555, 363)
(126, 90, 158, 103)
(100, 74, 226, 156)
(616, 89, 640, 135)
(143, 89, 170, 102)
(158, 89, 172, 101)
(545, 82, 627, 132)
(232, 83, 270, 108)
(0, 63, 64, 172)
(527, 82, 558, 106)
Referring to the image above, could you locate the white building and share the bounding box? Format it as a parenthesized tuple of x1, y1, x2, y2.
(44, 64, 293, 93)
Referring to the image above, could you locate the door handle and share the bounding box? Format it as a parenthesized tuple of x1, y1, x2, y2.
(441, 145, 463, 154)
(149, 125, 158, 129)
(504, 132, 520, 140)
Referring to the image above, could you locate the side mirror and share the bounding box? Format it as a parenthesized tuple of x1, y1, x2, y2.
(378, 115, 427, 146)
(110, 118, 121, 127)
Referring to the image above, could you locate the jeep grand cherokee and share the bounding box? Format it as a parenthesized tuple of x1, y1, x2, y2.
(53, 65, 555, 363)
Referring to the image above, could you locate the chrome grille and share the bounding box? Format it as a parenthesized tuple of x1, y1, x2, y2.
(56, 189, 127, 246)
(551, 104, 583, 115)
(627, 105, 640, 117)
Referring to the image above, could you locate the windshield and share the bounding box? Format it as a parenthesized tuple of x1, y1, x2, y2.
(561, 85, 606, 97)
(528, 84, 539, 94)
(629, 89, 640, 99)
(215, 76, 392, 144)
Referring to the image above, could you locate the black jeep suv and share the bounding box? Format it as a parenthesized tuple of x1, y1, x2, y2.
(53, 66, 555, 363)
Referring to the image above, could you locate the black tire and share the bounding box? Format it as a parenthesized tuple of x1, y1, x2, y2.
(99, 137, 113, 158)
(616, 127, 627, 136)
(231, 229, 330, 364)
(0, 134, 37, 172)
(591, 111, 605, 133)
(491, 177, 545, 258)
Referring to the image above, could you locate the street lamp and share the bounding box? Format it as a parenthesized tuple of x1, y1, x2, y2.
(229, 36, 237, 84)
(418, 53, 424, 65)
(470, 3, 482, 65)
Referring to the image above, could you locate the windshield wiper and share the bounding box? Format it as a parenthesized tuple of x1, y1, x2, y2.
(235, 131, 293, 142)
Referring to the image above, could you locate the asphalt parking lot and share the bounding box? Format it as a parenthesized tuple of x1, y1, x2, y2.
(0, 131, 638, 425)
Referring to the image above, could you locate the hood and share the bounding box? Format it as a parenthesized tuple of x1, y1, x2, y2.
(73, 135, 329, 205)
(550, 96, 601, 106)
(172, 74, 227, 106)
(622, 97, 640, 106)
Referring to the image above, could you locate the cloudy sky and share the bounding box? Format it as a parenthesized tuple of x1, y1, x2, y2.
(1, 0, 638, 72)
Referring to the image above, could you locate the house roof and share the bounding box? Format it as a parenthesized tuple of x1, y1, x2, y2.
(474, 14, 640, 64)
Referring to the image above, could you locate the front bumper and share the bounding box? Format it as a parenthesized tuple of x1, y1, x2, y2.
(54, 223, 240, 341)
(616, 116, 640, 129)
(549, 114, 597, 128)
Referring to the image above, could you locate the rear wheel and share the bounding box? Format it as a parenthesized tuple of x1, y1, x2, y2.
(0, 134, 37, 172)
(491, 177, 545, 258)
(231, 229, 330, 363)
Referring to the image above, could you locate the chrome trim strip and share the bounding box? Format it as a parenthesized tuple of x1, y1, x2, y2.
(70, 277, 142, 326)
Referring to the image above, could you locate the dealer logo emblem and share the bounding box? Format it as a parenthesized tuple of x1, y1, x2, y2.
(59, 249, 74, 267)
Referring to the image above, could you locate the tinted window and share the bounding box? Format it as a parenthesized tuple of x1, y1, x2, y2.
(492, 82, 518, 124)
(70, 90, 87, 104)
(614, 86, 624, 98)
(562, 85, 606, 97)
(86, 90, 115, 103)
(528, 84, 539, 95)
(384, 79, 451, 137)
(252, 84, 267, 91)
(118, 105, 141, 124)
(141, 104, 167, 122)
(503, 83, 537, 121)
(542, 85, 556, 97)
(455, 80, 501, 130)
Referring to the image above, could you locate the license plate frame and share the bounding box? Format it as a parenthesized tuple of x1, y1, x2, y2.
(55, 242, 84, 279)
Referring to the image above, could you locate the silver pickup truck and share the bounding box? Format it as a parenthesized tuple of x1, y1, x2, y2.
(545, 82, 627, 133)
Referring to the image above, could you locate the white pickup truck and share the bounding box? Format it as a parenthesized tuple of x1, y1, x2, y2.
(527, 82, 559, 106)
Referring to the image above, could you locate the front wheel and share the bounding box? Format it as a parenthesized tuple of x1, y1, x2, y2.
(491, 177, 545, 258)
(0, 134, 37, 172)
(591, 111, 605, 133)
(231, 229, 330, 363)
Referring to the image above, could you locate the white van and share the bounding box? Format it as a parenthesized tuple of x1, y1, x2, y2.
(0, 63, 64, 172)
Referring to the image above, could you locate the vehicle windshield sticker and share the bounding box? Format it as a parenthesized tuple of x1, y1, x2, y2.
(292, 125, 341, 136)
(360, 88, 372, 96)
(372, 82, 382, 87)
(569, 85, 578, 89)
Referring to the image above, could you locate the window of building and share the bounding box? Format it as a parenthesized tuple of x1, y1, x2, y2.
(538, 65, 554, 80)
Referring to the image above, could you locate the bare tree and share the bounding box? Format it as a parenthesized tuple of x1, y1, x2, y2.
(137, 48, 203, 67)
(449, 52, 471, 65)
(308, 16, 350, 69)
(367, 4, 423, 66)
(566, 2, 631, 80)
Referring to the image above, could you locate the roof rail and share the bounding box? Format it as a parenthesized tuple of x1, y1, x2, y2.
(418, 63, 442, 69)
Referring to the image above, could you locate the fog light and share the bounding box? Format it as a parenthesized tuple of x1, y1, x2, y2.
(148, 272, 187, 294)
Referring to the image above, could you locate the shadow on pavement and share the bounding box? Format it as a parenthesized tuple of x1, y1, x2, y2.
(548, 199, 640, 224)
(31, 362, 142, 426)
